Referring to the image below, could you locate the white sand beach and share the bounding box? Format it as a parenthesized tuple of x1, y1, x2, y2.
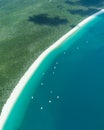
(0, 9, 104, 129)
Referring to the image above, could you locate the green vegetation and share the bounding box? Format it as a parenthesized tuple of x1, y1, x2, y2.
(0, 0, 104, 112)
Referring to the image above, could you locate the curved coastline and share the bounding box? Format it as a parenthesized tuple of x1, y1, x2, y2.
(0, 9, 104, 129)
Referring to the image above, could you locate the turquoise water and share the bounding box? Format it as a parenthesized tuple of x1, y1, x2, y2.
(2, 13, 104, 130)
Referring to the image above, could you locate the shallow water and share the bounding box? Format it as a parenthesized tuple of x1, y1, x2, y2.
(3, 13, 104, 130)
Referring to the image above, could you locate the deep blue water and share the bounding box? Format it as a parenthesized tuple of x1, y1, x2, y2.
(2, 13, 104, 130)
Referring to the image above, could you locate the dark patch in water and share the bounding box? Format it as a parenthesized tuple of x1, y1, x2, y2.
(65, 0, 75, 5)
(70, 24, 76, 28)
(65, 0, 104, 6)
(67, 8, 99, 16)
(28, 14, 68, 26)
(79, 0, 103, 6)
(57, 5, 63, 10)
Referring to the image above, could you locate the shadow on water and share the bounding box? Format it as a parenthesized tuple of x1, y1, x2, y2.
(67, 8, 99, 16)
(28, 14, 68, 26)
(65, 0, 104, 6)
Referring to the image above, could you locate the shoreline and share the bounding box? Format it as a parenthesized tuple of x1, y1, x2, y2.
(0, 9, 104, 129)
